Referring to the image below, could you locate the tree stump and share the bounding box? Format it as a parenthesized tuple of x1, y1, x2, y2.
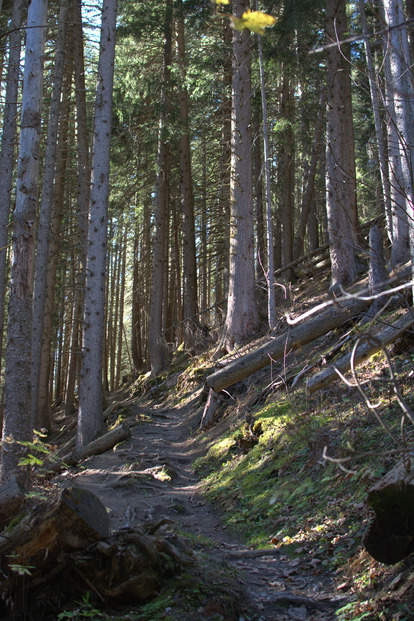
(0, 485, 109, 572)
(363, 456, 414, 564)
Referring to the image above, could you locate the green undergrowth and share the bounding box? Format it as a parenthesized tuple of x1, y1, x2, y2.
(194, 357, 414, 619)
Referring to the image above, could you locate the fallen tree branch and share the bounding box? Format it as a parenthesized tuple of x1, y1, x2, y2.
(207, 297, 370, 393)
(306, 312, 414, 394)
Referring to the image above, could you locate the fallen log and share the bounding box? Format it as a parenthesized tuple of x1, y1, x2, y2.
(363, 455, 414, 564)
(207, 297, 370, 393)
(306, 312, 414, 394)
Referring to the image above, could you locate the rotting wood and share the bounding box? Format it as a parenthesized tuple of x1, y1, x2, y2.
(363, 455, 414, 564)
(306, 312, 414, 394)
(200, 387, 223, 430)
(207, 297, 370, 393)
(0, 486, 191, 618)
(0, 485, 109, 564)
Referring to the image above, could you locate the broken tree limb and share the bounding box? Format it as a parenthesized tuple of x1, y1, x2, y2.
(82, 422, 131, 459)
(200, 388, 224, 430)
(363, 455, 414, 564)
(207, 297, 371, 393)
(306, 312, 414, 394)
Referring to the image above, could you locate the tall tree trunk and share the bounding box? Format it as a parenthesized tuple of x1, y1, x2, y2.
(176, 0, 198, 345)
(32, 0, 68, 429)
(223, 0, 259, 352)
(257, 25, 276, 328)
(64, 0, 91, 418)
(278, 73, 295, 282)
(37, 53, 73, 429)
(215, 19, 232, 324)
(293, 88, 326, 260)
(0, 0, 25, 383)
(76, 0, 117, 454)
(325, 0, 358, 288)
(358, 0, 392, 234)
(115, 228, 127, 388)
(252, 111, 265, 282)
(1, 0, 48, 482)
(148, 0, 173, 375)
(382, 0, 413, 266)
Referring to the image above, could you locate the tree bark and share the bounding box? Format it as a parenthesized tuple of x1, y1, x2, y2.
(257, 24, 276, 328)
(76, 0, 117, 453)
(0, 0, 24, 382)
(223, 0, 259, 352)
(176, 0, 198, 346)
(1, 0, 48, 482)
(37, 49, 73, 429)
(148, 0, 173, 375)
(325, 0, 358, 288)
(381, 0, 414, 267)
(31, 0, 68, 429)
(64, 0, 91, 417)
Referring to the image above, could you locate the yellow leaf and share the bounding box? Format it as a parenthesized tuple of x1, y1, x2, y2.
(215, 0, 230, 4)
(230, 9, 276, 35)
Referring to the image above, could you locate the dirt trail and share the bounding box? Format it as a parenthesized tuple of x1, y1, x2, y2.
(55, 396, 347, 620)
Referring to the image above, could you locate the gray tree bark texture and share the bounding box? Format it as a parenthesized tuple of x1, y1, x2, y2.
(31, 0, 68, 430)
(0, 0, 24, 380)
(176, 1, 198, 346)
(149, 0, 173, 375)
(76, 0, 117, 454)
(325, 0, 358, 288)
(223, 0, 259, 352)
(1, 0, 48, 482)
(381, 0, 414, 267)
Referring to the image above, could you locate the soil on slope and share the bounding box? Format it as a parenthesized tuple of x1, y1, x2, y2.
(54, 391, 347, 621)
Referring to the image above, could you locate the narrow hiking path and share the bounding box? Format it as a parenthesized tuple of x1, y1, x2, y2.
(54, 395, 348, 620)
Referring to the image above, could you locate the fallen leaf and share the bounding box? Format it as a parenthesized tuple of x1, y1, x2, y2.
(230, 9, 277, 35)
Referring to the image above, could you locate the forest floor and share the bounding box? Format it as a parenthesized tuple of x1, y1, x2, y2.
(54, 392, 344, 621)
(14, 268, 414, 621)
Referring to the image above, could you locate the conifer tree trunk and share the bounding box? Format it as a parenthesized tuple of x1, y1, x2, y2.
(176, 0, 198, 344)
(32, 0, 69, 428)
(381, 0, 413, 265)
(64, 0, 91, 417)
(76, 0, 117, 454)
(1, 0, 48, 481)
(0, 0, 24, 381)
(278, 72, 295, 282)
(358, 0, 392, 235)
(293, 88, 326, 260)
(325, 0, 358, 288)
(37, 53, 73, 429)
(215, 19, 232, 324)
(149, 0, 173, 375)
(257, 25, 276, 328)
(252, 112, 265, 282)
(223, 0, 259, 351)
